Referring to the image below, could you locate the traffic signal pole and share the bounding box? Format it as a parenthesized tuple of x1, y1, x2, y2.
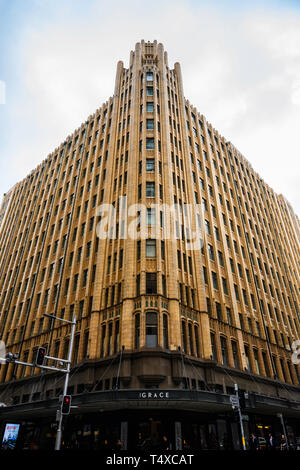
(234, 384, 247, 450)
(55, 315, 76, 451)
(0, 314, 77, 451)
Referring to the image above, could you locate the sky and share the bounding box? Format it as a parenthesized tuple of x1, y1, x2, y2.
(0, 0, 300, 215)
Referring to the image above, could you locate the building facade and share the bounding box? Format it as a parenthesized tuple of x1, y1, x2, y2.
(0, 40, 300, 450)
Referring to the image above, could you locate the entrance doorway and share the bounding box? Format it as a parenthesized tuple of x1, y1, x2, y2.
(133, 416, 172, 451)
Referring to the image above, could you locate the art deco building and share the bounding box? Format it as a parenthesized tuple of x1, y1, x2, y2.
(0, 40, 300, 450)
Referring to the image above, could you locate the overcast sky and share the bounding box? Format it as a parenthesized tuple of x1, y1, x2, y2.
(0, 0, 299, 215)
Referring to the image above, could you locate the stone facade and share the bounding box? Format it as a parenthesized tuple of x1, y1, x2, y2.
(0, 40, 299, 406)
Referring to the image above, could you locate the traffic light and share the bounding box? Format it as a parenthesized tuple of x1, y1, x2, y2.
(35, 347, 46, 366)
(61, 395, 72, 415)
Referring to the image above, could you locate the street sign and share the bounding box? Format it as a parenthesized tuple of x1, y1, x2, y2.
(230, 395, 239, 407)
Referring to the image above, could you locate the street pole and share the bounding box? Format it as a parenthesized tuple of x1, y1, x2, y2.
(277, 413, 289, 451)
(234, 383, 247, 450)
(54, 315, 76, 451)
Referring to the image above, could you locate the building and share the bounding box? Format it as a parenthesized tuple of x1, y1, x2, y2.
(0, 40, 300, 451)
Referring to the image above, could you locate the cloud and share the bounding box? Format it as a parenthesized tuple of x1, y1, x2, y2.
(0, 0, 300, 215)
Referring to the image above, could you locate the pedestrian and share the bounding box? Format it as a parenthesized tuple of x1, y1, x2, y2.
(249, 433, 259, 450)
(280, 434, 287, 451)
(268, 433, 275, 450)
(161, 435, 170, 452)
(115, 439, 124, 452)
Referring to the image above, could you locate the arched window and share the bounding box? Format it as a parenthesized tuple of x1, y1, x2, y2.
(262, 350, 270, 377)
(220, 336, 228, 366)
(244, 345, 251, 371)
(188, 323, 194, 356)
(73, 335, 80, 364)
(163, 314, 168, 349)
(181, 320, 187, 353)
(210, 332, 216, 360)
(231, 340, 239, 369)
(107, 322, 113, 356)
(135, 314, 140, 349)
(253, 349, 260, 374)
(100, 324, 106, 357)
(146, 312, 158, 347)
(194, 325, 200, 357)
(114, 320, 119, 354)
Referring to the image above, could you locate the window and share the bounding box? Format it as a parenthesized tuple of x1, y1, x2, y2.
(146, 87, 153, 96)
(146, 158, 155, 171)
(146, 182, 155, 197)
(231, 341, 239, 369)
(119, 249, 123, 269)
(218, 251, 224, 266)
(163, 314, 168, 349)
(205, 220, 210, 235)
(234, 284, 240, 301)
(188, 323, 194, 356)
(114, 320, 119, 354)
(146, 138, 155, 149)
(262, 351, 270, 377)
(253, 349, 260, 374)
(181, 320, 187, 353)
(177, 250, 182, 269)
(107, 323, 113, 356)
(220, 336, 228, 366)
(147, 208, 156, 225)
(146, 273, 157, 294)
(146, 239, 156, 257)
(135, 314, 140, 348)
(209, 333, 216, 360)
(146, 102, 154, 112)
(82, 269, 88, 287)
(136, 274, 140, 296)
(226, 307, 232, 325)
(216, 302, 222, 321)
(222, 277, 228, 295)
(208, 244, 214, 261)
(100, 324, 106, 357)
(202, 266, 207, 283)
(146, 72, 153, 81)
(244, 345, 251, 371)
(146, 119, 154, 130)
(194, 325, 200, 357)
(212, 271, 218, 289)
(146, 312, 158, 347)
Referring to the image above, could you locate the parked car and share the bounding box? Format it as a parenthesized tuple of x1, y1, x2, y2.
(258, 437, 267, 449)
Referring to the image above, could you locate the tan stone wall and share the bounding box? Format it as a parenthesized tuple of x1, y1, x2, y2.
(0, 40, 299, 391)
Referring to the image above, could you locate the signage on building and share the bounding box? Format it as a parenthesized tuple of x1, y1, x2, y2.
(138, 391, 170, 399)
(1, 423, 20, 450)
